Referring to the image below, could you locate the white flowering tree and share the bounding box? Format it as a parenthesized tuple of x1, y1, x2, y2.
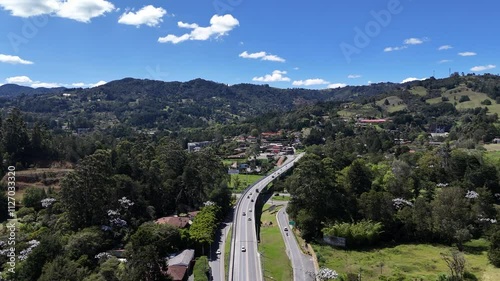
(316, 267, 339, 280)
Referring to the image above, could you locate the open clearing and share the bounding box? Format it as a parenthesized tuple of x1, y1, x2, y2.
(259, 204, 292, 281)
(312, 239, 500, 280)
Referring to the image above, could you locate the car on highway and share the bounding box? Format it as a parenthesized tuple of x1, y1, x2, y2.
(216, 249, 221, 255)
(242, 212, 246, 216)
(241, 246, 246, 252)
(251, 198, 254, 202)
(284, 227, 288, 231)
(248, 217, 251, 221)
(249, 209, 252, 212)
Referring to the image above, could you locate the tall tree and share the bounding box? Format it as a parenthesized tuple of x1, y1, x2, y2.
(61, 149, 115, 229)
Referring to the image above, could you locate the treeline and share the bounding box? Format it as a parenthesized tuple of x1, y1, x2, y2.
(0, 136, 232, 280)
(284, 141, 500, 250)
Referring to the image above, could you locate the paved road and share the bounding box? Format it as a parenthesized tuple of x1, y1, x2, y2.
(229, 153, 304, 281)
(209, 221, 232, 281)
(276, 205, 316, 281)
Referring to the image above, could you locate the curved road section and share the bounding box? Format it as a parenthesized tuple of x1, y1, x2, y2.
(228, 153, 304, 281)
(277, 205, 316, 281)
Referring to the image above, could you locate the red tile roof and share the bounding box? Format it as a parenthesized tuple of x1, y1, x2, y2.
(155, 216, 190, 228)
(167, 265, 187, 281)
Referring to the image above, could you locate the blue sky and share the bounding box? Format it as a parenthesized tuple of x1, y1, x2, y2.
(0, 0, 498, 89)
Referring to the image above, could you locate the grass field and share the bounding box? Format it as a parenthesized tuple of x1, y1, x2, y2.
(228, 174, 263, 192)
(426, 88, 500, 116)
(259, 204, 292, 281)
(376, 96, 407, 113)
(409, 86, 428, 96)
(225, 226, 232, 280)
(312, 239, 500, 280)
(338, 104, 381, 118)
(484, 144, 500, 164)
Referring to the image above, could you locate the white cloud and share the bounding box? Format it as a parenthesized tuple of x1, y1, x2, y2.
(31, 82, 61, 88)
(239, 51, 285, 62)
(347, 74, 361, 79)
(292, 79, 330, 86)
(5, 76, 33, 84)
(91, 80, 107, 87)
(158, 14, 239, 44)
(458, 52, 477, 57)
(385, 37, 428, 52)
(327, 83, 347, 89)
(118, 5, 167, 27)
(404, 37, 425, 45)
(0, 0, 60, 17)
(293, 67, 299, 70)
(0, 54, 34, 65)
(438, 45, 453, 50)
(252, 70, 290, 82)
(57, 0, 115, 22)
(401, 77, 426, 83)
(384, 46, 408, 52)
(0, 0, 115, 22)
(470, 65, 496, 72)
(71, 82, 86, 87)
(438, 59, 452, 64)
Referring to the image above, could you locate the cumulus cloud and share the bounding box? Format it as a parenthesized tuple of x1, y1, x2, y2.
(470, 65, 496, 72)
(384, 46, 408, 52)
(401, 77, 426, 83)
(404, 37, 426, 45)
(31, 82, 61, 88)
(0, 0, 60, 17)
(438, 59, 452, 64)
(0, 54, 34, 65)
(118, 5, 167, 27)
(5, 76, 33, 84)
(158, 14, 239, 44)
(57, 0, 115, 22)
(239, 51, 285, 62)
(91, 80, 107, 87)
(458, 52, 477, 57)
(292, 79, 330, 86)
(327, 83, 347, 89)
(438, 45, 453, 50)
(70, 80, 106, 88)
(252, 70, 290, 82)
(385, 37, 428, 52)
(0, 0, 115, 22)
(347, 74, 361, 79)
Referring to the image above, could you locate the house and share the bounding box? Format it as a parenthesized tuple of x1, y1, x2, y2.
(165, 249, 195, 281)
(155, 216, 191, 229)
(493, 138, 500, 144)
(187, 141, 212, 152)
(358, 119, 387, 124)
(108, 249, 127, 263)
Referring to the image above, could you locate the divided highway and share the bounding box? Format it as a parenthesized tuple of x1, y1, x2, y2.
(228, 153, 304, 281)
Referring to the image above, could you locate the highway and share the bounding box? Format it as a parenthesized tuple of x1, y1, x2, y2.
(228, 153, 304, 281)
(277, 205, 316, 281)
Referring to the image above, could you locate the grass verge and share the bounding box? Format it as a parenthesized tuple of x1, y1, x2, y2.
(228, 174, 263, 192)
(312, 239, 500, 280)
(224, 225, 232, 280)
(259, 204, 292, 281)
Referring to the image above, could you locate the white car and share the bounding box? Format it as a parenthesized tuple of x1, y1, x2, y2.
(249, 209, 252, 212)
(216, 249, 221, 255)
(241, 246, 246, 252)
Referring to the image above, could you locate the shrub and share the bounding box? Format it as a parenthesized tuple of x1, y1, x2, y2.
(459, 95, 470, 103)
(481, 99, 492, 105)
(323, 220, 383, 247)
(193, 256, 210, 281)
